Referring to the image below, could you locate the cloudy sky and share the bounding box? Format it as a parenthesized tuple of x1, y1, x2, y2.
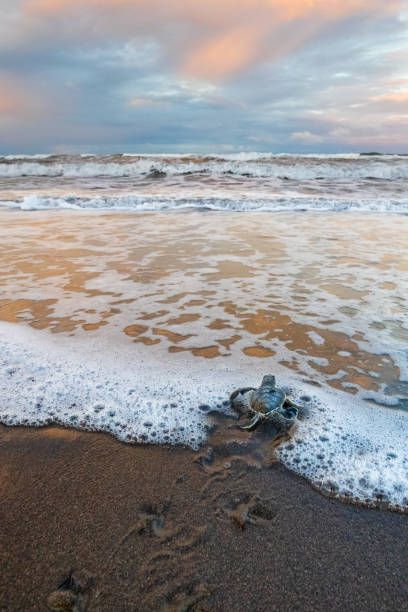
(1, 0, 407, 154)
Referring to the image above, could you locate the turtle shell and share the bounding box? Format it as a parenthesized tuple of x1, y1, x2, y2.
(251, 386, 286, 415)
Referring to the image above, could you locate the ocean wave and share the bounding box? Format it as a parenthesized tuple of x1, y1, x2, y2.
(1, 154, 408, 180)
(1, 193, 407, 213)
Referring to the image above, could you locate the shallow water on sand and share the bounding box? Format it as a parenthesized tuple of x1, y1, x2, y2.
(0, 209, 407, 401)
(0, 209, 407, 510)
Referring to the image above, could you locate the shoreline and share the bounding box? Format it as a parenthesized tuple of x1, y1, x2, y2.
(1, 422, 407, 611)
(0, 207, 407, 609)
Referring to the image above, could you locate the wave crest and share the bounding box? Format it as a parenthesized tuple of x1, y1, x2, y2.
(1, 193, 407, 213)
(1, 153, 408, 180)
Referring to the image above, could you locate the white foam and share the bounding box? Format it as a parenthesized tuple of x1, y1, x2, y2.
(307, 331, 325, 346)
(1, 193, 407, 214)
(277, 386, 408, 512)
(0, 321, 220, 449)
(1, 154, 408, 179)
(0, 321, 407, 512)
(1, 154, 53, 160)
(1, 153, 407, 216)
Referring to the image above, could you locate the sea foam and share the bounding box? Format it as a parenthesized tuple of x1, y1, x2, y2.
(0, 321, 407, 512)
(1, 193, 407, 214)
(1, 156, 408, 179)
(277, 390, 408, 511)
(1, 153, 407, 213)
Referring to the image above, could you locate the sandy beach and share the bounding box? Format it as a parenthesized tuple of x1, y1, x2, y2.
(0, 207, 407, 610)
(1, 421, 407, 611)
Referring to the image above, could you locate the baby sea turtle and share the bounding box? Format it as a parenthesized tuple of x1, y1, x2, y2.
(230, 374, 300, 431)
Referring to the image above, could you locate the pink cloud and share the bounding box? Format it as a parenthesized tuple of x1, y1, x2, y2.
(371, 91, 408, 103)
(21, 0, 404, 80)
(0, 93, 15, 114)
(0, 75, 24, 116)
(0, 73, 48, 124)
(183, 25, 264, 80)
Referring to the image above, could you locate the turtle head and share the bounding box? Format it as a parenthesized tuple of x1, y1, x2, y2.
(261, 374, 276, 388)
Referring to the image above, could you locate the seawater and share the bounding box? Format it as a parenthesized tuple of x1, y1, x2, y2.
(0, 152, 408, 213)
(0, 154, 407, 512)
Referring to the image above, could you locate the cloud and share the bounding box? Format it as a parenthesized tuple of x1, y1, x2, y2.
(0, 73, 41, 118)
(0, 0, 406, 153)
(328, 127, 351, 139)
(13, 0, 405, 80)
(128, 97, 166, 107)
(0, 93, 15, 114)
(291, 131, 324, 144)
(385, 78, 408, 86)
(183, 26, 263, 80)
(371, 90, 408, 103)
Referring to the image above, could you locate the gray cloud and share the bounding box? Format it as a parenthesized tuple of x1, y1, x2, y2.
(0, 1, 407, 154)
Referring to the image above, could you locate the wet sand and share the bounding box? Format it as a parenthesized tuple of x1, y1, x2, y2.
(1, 209, 407, 609)
(0, 209, 407, 403)
(1, 421, 407, 612)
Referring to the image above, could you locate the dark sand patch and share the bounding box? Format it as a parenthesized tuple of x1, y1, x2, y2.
(0, 421, 407, 611)
(152, 328, 194, 344)
(168, 345, 222, 358)
(1, 210, 406, 400)
(244, 346, 276, 358)
(216, 334, 242, 350)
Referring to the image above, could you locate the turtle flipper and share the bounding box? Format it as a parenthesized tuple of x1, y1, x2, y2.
(285, 397, 301, 410)
(230, 387, 256, 402)
(230, 387, 256, 416)
(240, 412, 262, 431)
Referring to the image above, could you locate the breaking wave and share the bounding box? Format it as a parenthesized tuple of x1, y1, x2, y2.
(1, 193, 407, 213)
(1, 153, 408, 180)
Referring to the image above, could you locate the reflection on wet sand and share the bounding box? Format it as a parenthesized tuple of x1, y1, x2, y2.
(0, 209, 407, 403)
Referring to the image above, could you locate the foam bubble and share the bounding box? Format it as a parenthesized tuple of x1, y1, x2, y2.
(277, 386, 408, 512)
(0, 321, 407, 512)
(1, 193, 407, 214)
(0, 322, 226, 449)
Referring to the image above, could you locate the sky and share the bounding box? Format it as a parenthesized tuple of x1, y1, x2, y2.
(0, 0, 408, 154)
